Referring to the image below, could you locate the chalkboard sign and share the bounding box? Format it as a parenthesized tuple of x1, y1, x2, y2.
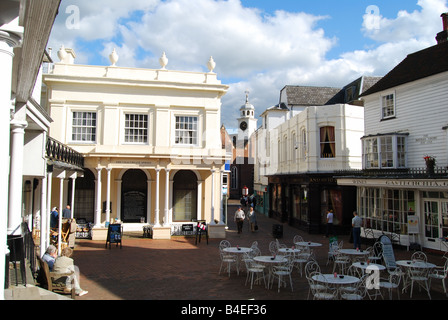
(182, 224, 194, 232)
(379, 235, 396, 268)
(106, 224, 123, 249)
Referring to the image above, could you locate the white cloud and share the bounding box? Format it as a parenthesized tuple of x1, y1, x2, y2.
(47, 0, 448, 129)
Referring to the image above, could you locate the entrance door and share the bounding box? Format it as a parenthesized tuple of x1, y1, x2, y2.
(423, 200, 448, 251)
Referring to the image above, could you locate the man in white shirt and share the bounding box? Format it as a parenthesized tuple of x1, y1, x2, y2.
(325, 209, 334, 237)
(234, 206, 245, 234)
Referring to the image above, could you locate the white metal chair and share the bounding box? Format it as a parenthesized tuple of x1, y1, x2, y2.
(367, 241, 382, 264)
(305, 260, 324, 300)
(270, 255, 294, 293)
(411, 251, 427, 262)
(326, 240, 340, 265)
(269, 240, 279, 256)
(219, 248, 237, 277)
(243, 252, 265, 289)
(332, 250, 350, 274)
(429, 258, 448, 297)
(408, 263, 431, 299)
(340, 274, 368, 300)
(379, 267, 402, 300)
(307, 272, 337, 300)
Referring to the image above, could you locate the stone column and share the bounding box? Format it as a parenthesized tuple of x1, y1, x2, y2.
(8, 121, 28, 235)
(210, 169, 216, 224)
(146, 179, 152, 223)
(154, 168, 161, 227)
(95, 167, 102, 227)
(39, 175, 47, 257)
(70, 173, 77, 219)
(105, 168, 112, 224)
(164, 168, 170, 226)
(115, 179, 122, 221)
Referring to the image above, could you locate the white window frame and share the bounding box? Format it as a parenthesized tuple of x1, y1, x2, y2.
(362, 134, 407, 169)
(174, 115, 199, 146)
(123, 113, 149, 144)
(71, 111, 97, 143)
(381, 92, 396, 120)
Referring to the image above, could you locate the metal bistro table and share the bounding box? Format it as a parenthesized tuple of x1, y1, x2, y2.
(338, 249, 370, 264)
(223, 247, 253, 275)
(396, 260, 436, 294)
(311, 273, 360, 298)
(253, 255, 288, 288)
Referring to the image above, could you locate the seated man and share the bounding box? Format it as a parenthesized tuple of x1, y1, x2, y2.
(42, 245, 58, 271)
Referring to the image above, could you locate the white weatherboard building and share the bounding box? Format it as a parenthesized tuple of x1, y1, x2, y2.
(44, 48, 229, 240)
(337, 14, 448, 251)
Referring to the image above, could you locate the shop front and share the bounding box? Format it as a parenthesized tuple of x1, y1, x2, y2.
(338, 176, 448, 252)
(268, 174, 357, 235)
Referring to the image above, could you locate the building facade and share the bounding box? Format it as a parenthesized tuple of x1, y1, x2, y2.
(337, 16, 448, 251)
(44, 49, 229, 239)
(254, 77, 381, 234)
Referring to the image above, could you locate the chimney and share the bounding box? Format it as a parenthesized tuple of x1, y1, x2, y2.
(436, 12, 448, 44)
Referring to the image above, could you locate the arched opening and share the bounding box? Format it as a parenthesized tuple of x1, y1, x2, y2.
(173, 170, 197, 222)
(121, 169, 147, 223)
(74, 169, 95, 223)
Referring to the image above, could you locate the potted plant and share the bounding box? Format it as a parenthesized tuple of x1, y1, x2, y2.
(424, 155, 436, 174)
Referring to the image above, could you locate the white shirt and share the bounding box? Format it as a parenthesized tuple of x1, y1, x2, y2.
(327, 212, 333, 223)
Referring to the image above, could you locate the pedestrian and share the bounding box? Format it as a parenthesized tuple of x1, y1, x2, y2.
(247, 206, 257, 232)
(325, 209, 334, 237)
(352, 211, 362, 250)
(50, 207, 59, 229)
(62, 205, 71, 219)
(234, 206, 245, 234)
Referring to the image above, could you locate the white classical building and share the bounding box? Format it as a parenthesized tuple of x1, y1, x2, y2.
(44, 48, 229, 240)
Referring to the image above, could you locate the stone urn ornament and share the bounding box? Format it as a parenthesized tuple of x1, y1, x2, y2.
(159, 52, 168, 69)
(207, 56, 216, 73)
(109, 48, 119, 66)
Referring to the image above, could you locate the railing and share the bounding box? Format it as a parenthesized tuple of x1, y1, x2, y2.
(46, 136, 84, 168)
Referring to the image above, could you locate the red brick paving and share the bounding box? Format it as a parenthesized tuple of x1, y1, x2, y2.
(72, 203, 448, 303)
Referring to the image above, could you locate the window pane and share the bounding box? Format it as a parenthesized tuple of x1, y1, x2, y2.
(175, 116, 198, 145)
(124, 114, 148, 143)
(72, 112, 97, 143)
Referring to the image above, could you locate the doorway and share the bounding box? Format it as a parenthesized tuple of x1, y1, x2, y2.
(423, 194, 448, 251)
(121, 169, 147, 223)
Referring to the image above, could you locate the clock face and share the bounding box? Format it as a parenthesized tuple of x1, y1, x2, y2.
(240, 121, 248, 131)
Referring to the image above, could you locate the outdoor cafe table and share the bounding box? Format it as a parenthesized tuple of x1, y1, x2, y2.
(352, 261, 386, 274)
(253, 255, 288, 288)
(311, 273, 360, 297)
(395, 260, 436, 293)
(278, 247, 301, 256)
(338, 248, 369, 261)
(223, 247, 253, 275)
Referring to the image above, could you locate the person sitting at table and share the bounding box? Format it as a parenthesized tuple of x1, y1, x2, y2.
(234, 206, 245, 234)
(352, 211, 362, 250)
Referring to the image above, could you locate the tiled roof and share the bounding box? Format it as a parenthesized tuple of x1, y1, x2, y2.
(284, 76, 382, 106)
(361, 41, 448, 97)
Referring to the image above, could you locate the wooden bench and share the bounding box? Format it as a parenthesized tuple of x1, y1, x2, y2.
(36, 256, 76, 299)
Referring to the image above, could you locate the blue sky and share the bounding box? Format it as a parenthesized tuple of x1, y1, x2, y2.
(47, 0, 447, 129)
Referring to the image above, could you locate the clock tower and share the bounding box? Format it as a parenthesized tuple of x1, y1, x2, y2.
(238, 90, 257, 141)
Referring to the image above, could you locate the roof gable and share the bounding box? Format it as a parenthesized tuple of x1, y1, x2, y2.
(361, 41, 448, 97)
